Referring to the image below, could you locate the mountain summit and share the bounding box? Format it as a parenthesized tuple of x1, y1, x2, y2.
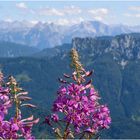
(0, 20, 140, 49)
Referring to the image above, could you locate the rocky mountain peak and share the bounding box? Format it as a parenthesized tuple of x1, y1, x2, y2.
(72, 33, 140, 68)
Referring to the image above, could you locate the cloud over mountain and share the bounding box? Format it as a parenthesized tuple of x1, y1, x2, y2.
(16, 2, 28, 9)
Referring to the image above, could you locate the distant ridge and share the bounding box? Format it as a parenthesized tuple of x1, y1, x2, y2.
(0, 20, 140, 49)
(0, 41, 39, 57)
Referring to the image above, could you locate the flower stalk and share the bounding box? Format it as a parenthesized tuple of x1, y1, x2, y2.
(70, 48, 86, 84)
(0, 72, 39, 139)
(8, 76, 20, 121)
(44, 48, 111, 139)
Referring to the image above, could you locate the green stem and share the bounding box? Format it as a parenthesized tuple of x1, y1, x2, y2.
(63, 122, 70, 139)
(79, 132, 85, 139)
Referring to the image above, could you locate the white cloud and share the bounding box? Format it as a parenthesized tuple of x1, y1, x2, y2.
(56, 19, 69, 25)
(123, 13, 132, 17)
(124, 6, 140, 18)
(29, 9, 36, 14)
(56, 17, 84, 26)
(4, 18, 13, 22)
(124, 13, 140, 18)
(16, 2, 27, 9)
(129, 6, 140, 11)
(30, 20, 39, 25)
(88, 8, 109, 22)
(38, 7, 64, 16)
(32, 5, 82, 17)
(63, 5, 82, 15)
(88, 8, 109, 15)
(92, 16, 103, 21)
(135, 14, 140, 17)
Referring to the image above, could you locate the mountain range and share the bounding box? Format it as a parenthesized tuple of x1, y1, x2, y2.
(34, 33, 140, 69)
(1, 33, 140, 68)
(0, 20, 140, 49)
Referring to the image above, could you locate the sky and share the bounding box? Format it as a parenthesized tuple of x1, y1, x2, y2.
(0, 1, 140, 26)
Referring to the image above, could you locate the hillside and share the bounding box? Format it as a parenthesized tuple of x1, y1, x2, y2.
(0, 33, 140, 138)
(0, 41, 39, 57)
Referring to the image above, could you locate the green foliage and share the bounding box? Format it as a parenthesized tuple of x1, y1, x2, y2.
(15, 72, 31, 82)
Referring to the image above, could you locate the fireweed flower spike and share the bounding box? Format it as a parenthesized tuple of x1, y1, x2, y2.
(0, 71, 4, 85)
(0, 73, 39, 139)
(44, 48, 111, 139)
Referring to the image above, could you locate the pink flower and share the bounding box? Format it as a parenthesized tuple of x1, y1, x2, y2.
(50, 83, 111, 134)
(57, 86, 67, 96)
(0, 74, 38, 139)
(11, 124, 19, 131)
(44, 49, 111, 139)
(44, 116, 51, 125)
(85, 128, 95, 133)
(51, 114, 59, 122)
